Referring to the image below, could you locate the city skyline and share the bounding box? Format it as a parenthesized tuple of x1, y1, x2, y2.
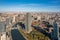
(0, 13, 60, 40)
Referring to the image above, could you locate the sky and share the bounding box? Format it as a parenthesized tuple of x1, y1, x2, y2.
(0, 0, 60, 12)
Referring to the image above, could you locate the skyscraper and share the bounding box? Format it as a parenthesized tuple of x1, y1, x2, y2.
(0, 22, 6, 34)
(6, 18, 12, 25)
(56, 21, 60, 40)
(25, 13, 32, 33)
(53, 20, 58, 40)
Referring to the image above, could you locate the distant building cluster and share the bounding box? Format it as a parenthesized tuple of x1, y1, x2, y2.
(0, 12, 60, 40)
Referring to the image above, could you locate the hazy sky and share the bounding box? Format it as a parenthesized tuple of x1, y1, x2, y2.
(0, 0, 60, 12)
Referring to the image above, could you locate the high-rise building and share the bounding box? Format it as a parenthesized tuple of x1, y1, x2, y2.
(52, 20, 58, 40)
(6, 18, 12, 25)
(12, 16, 16, 23)
(25, 13, 32, 33)
(57, 21, 60, 40)
(0, 22, 6, 34)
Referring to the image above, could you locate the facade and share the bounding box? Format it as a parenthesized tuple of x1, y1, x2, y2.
(57, 22, 60, 40)
(25, 13, 32, 33)
(52, 20, 58, 40)
(0, 22, 6, 34)
(1, 32, 6, 40)
(6, 18, 12, 25)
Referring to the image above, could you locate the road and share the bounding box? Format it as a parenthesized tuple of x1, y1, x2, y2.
(11, 29, 26, 40)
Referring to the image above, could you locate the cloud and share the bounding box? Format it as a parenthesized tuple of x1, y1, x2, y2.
(16, 4, 44, 7)
(0, 3, 60, 12)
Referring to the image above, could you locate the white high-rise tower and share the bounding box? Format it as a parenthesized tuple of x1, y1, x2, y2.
(25, 13, 32, 33)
